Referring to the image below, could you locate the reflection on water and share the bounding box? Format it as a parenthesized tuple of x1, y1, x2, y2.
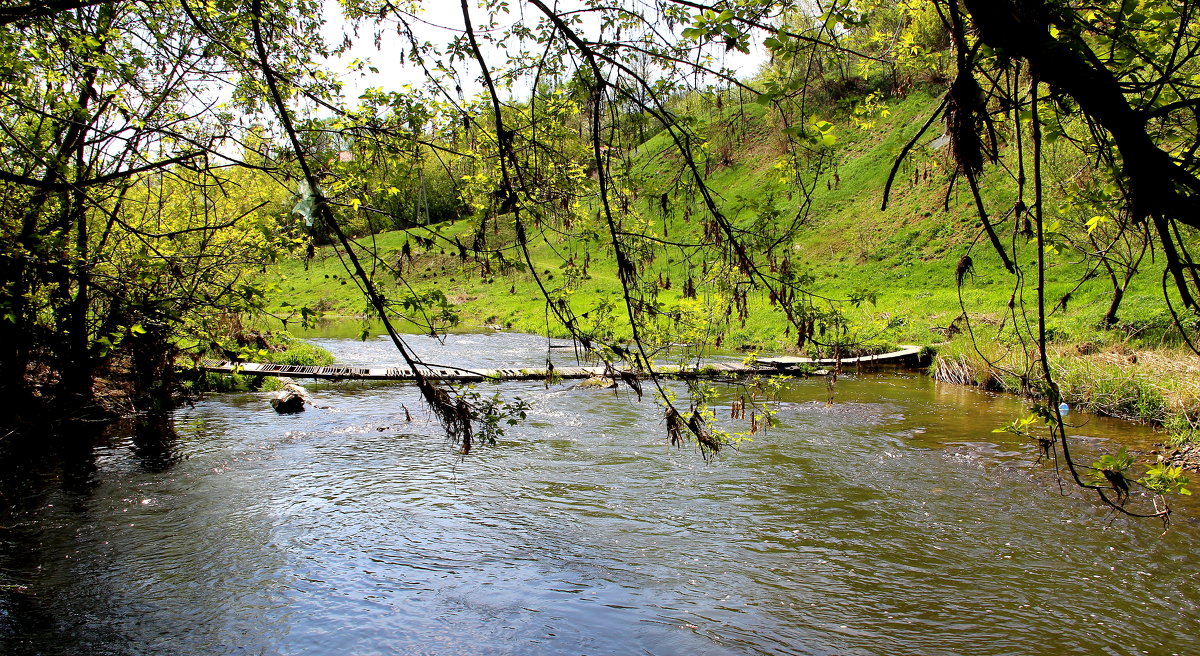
(1, 333, 1197, 656)
(129, 413, 183, 473)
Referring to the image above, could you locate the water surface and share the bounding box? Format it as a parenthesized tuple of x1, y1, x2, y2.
(1, 332, 1196, 655)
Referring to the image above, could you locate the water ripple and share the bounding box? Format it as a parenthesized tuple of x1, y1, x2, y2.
(1, 335, 1197, 656)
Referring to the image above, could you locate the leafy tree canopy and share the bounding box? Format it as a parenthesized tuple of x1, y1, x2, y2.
(1, 0, 1198, 515)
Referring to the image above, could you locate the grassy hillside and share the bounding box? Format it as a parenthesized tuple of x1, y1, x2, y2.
(264, 90, 1174, 353)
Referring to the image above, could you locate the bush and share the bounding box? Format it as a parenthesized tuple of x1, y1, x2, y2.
(186, 332, 334, 393)
(266, 334, 336, 367)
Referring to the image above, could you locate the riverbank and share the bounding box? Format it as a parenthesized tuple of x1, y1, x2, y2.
(271, 316, 1198, 471)
(255, 248, 1200, 478)
(261, 283, 1200, 469)
(933, 336, 1200, 470)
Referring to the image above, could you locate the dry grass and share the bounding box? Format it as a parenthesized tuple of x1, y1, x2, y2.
(1064, 347, 1200, 423)
(934, 338, 1200, 429)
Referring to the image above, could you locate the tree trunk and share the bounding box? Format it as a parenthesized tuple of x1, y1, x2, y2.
(1103, 284, 1125, 328)
(961, 0, 1200, 309)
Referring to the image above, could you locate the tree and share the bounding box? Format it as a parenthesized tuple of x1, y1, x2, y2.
(0, 0, 299, 419)
(2, 0, 1196, 514)
(874, 0, 1200, 516)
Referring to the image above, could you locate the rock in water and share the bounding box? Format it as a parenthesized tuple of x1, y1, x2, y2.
(271, 378, 310, 414)
(576, 376, 618, 390)
(271, 392, 305, 413)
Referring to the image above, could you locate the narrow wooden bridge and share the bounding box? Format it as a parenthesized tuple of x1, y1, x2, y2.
(754, 345, 926, 369)
(199, 346, 927, 383)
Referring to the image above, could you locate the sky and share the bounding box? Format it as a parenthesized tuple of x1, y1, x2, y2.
(320, 0, 771, 106)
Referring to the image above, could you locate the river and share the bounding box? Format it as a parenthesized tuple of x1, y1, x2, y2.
(1, 332, 1197, 655)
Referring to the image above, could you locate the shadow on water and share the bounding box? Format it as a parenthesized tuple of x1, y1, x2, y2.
(0, 413, 182, 509)
(0, 419, 108, 513)
(0, 412, 257, 656)
(128, 413, 182, 473)
(0, 419, 114, 656)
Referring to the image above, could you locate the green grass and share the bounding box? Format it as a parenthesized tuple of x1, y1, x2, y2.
(262, 89, 1183, 360)
(933, 333, 1200, 438)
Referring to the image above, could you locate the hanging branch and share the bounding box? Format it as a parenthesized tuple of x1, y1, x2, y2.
(515, 0, 724, 454)
(249, 0, 478, 451)
(881, 94, 948, 211)
(960, 0, 1200, 317)
(945, 0, 1013, 273)
(1029, 72, 1166, 520)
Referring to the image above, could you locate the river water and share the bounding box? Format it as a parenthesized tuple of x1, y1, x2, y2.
(1, 332, 1197, 655)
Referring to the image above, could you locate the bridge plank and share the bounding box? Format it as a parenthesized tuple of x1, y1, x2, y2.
(198, 348, 925, 383)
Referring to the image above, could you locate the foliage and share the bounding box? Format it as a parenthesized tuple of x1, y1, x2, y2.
(189, 332, 334, 393)
(2, 0, 1200, 523)
(1090, 446, 1135, 497)
(473, 392, 532, 446)
(0, 0, 311, 415)
(1138, 462, 1191, 497)
(265, 334, 337, 367)
(1085, 446, 1192, 506)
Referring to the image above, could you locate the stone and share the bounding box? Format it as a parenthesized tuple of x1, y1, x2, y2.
(270, 379, 311, 414)
(576, 376, 618, 390)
